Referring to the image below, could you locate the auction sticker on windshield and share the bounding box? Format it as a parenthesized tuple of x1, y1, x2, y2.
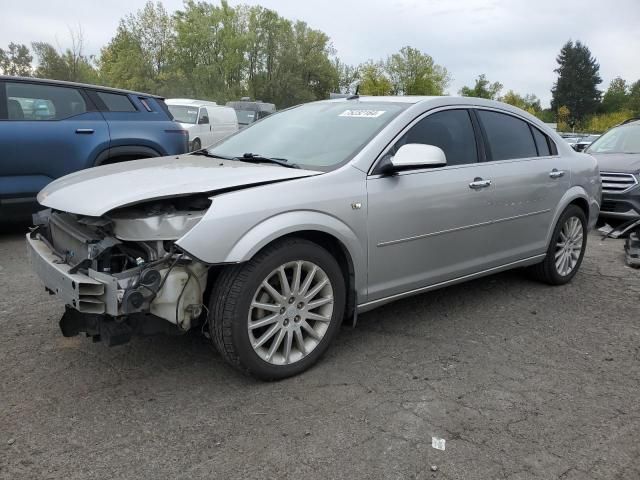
(339, 109, 386, 118)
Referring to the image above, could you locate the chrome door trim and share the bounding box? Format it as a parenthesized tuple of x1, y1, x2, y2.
(357, 253, 546, 312)
(377, 208, 551, 248)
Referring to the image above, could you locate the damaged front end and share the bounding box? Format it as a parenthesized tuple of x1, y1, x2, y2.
(27, 196, 211, 345)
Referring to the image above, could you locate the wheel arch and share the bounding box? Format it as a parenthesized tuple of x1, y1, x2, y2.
(545, 187, 593, 248)
(94, 145, 162, 166)
(185, 210, 367, 312)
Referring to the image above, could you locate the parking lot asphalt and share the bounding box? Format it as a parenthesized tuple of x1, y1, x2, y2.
(1, 225, 639, 480)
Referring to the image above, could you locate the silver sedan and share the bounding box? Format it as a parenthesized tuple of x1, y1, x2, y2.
(28, 96, 601, 379)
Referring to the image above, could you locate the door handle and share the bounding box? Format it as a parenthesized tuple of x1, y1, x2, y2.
(469, 178, 492, 189)
(75, 128, 94, 134)
(549, 169, 565, 179)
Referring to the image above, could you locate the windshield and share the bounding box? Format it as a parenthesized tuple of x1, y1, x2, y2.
(209, 101, 407, 170)
(168, 105, 199, 124)
(588, 124, 640, 154)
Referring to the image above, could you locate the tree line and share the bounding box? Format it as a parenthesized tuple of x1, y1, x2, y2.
(1, 1, 638, 132)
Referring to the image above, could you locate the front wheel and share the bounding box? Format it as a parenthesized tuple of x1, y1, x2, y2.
(528, 205, 587, 285)
(209, 238, 346, 380)
(191, 138, 201, 152)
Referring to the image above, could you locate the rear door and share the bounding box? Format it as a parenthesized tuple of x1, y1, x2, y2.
(0, 80, 109, 200)
(474, 108, 570, 263)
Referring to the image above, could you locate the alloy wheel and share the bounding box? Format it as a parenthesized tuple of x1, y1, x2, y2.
(248, 260, 334, 365)
(554, 216, 584, 276)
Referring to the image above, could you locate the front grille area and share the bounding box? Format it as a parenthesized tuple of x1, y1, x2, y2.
(600, 172, 638, 194)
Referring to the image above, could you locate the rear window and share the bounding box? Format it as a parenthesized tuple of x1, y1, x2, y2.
(5, 82, 87, 121)
(531, 127, 552, 156)
(95, 92, 137, 112)
(478, 110, 537, 161)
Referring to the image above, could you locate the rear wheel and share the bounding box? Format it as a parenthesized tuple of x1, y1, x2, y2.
(528, 205, 587, 285)
(209, 238, 345, 380)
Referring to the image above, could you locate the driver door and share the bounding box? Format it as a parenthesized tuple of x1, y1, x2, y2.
(366, 108, 500, 302)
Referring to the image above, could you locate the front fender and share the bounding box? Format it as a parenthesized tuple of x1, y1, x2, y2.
(179, 209, 367, 298)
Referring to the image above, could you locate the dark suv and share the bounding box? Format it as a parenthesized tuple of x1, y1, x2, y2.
(586, 118, 640, 220)
(0, 76, 188, 221)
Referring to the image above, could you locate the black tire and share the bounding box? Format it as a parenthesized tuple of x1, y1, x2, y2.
(528, 204, 587, 285)
(209, 238, 346, 380)
(191, 138, 201, 152)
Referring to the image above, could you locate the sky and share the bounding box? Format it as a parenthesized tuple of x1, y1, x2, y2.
(1, 0, 639, 107)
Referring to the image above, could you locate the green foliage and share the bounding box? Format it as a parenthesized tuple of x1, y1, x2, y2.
(358, 61, 392, 96)
(459, 74, 502, 100)
(385, 46, 449, 95)
(557, 105, 571, 131)
(582, 110, 634, 133)
(628, 80, 640, 115)
(32, 27, 98, 84)
(551, 40, 602, 125)
(500, 90, 542, 114)
(0, 43, 33, 76)
(601, 77, 628, 113)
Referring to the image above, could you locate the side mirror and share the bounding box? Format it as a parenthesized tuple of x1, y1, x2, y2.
(198, 116, 209, 125)
(391, 143, 447, 170)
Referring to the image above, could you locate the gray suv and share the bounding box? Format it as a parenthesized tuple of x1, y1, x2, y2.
(585, 118, 640, 219)
(26, 96, 601, 379)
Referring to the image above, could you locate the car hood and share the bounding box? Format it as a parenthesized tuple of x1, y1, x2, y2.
(38, 155, 322, 216)
(589, 152, 640, 174)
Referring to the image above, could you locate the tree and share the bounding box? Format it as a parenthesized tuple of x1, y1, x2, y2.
(500, 90, 542, 114)
(601, 77, 629, 113)
(385, 46, 449, 95)
(98, 27, 155, 92)
(557, 105, 571, 131)
(32, 27, 98, 83)
(459, 74, 502, 99)
(0, 43, 33, 76)
(333, 58, 359, 94)
(627, 80, 640, 116)
(358, 61, 392, 96)
(551, 40, 602, 125)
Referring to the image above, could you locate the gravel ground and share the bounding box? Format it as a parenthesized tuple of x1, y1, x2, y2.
(1, 226, 639, 480)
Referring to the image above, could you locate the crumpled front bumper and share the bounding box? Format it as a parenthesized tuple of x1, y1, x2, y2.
(26, 233, 118, 315)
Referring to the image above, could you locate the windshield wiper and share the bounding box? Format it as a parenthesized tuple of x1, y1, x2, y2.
(190, 150, 235, 160)
(235, 153, 300, 169)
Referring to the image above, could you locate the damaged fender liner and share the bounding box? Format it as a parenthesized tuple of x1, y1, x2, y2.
(60, 307, 184, 346)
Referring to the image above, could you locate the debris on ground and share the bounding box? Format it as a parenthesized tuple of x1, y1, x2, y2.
(625, 231, 640, 268)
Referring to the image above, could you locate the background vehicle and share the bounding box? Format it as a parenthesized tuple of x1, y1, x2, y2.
(575, 134, 600, 152)
(226, 97, 276, 128)
(166, 98, 238, 151)
(27, 96, 600, 380)
(586, 118, 640, 219)
(0, 76, 188, 221)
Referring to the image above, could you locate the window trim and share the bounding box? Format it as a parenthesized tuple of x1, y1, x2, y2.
(2, 81, 93, 122)
(369, 106, 482, 176)
(0, 81, 7, 120)
(87, 89, 139, 113)
(472, 107, 559, 163)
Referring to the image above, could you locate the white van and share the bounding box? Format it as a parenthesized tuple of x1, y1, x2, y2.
(166, 99, 238, 151)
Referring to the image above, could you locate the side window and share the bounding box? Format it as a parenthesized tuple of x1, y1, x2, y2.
(198, 108, 209, 124)
(477, 110, 537, 161)
(531, 127, 552, 156)
(394, 109, 478, 166)
(95, 91, 137, 112)
(6, 82, 86, 121)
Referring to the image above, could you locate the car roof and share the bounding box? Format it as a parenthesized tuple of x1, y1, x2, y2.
(322, 95, 529, 111)
(0, 75, 163, 99)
